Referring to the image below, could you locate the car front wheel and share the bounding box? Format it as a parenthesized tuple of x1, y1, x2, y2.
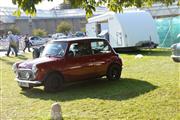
(44, 73, 63, 92)
(107, 64, 122, 81)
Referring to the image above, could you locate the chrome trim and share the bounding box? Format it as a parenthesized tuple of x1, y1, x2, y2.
(171, 55, 180, 58)
(17, 68, 32, 71)
(15, 78, 42, 84)
(17, 69, 36, 80)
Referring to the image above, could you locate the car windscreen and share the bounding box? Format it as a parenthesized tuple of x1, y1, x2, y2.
(41, 41, 67, 57)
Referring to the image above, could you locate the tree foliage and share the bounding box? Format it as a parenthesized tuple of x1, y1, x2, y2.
(12, 0, 180, 17)
(32, 28, 47, 37)
(56, 21, 72, 34)
(12, 0, 53, 16)
(9, 25, 20, 34)
(81, 27, 86, 32)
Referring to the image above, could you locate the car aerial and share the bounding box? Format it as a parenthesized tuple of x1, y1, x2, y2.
(171, 42, 180, 62)
(29, 36, 48, 46)
(12, 37, 123, 92)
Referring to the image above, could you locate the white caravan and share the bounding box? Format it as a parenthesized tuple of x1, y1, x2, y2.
(86, 11, 159, 49)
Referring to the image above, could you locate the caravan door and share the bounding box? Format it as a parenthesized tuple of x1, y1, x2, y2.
(86, 23, 97, 37)
(116, 32, 123, 46)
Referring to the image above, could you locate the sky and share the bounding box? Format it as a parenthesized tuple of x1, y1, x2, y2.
(0, 0, 63, 10)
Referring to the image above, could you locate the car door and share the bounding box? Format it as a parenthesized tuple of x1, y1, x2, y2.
(35, 37, 42, 45)
(63, 40, 95, 81)
(90, 39, 113, 77)
(31, 37, 39, 46)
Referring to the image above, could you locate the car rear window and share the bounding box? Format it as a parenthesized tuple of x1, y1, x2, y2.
(91, 40, 111, 54)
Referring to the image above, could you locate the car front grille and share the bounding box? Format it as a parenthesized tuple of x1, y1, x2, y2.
(17, 69, 33, 80)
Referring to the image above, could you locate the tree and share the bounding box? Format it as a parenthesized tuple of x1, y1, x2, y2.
(81, 27, 86, 33)
(56, 21, 72, 35)
(12, 0, 180, 17)
(32, 28, 47, 37)
(9, 25, 20, 34)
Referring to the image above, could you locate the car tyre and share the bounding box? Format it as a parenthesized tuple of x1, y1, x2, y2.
(172, 57, 180, 62)
(44, 73, 63, 92)
(107, 64, 122, 81)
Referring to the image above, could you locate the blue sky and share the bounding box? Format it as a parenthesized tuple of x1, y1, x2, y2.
(0, 0, 63, 10)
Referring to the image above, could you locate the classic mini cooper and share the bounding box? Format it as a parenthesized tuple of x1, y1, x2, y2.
(12, 37, 123, 92)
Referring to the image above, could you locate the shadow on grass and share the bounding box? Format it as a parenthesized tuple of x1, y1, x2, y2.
(0, 57, 15, 66)
(16, 55, 29, 60)
(0, 55, 29, 66)
(118, 49, 171, 57)
(21, 78, 157, 101)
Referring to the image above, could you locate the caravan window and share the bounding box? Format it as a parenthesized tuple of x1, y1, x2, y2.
(91, 40, 111, 54)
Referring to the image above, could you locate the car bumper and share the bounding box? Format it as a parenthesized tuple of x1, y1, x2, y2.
(171, 55, 180, 62)
(15, 78, 42, 87)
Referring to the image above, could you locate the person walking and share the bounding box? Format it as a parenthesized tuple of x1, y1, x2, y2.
(23, 34, 31, 52)
(6, 31, 18, 57)
(14, 34, 20, 53)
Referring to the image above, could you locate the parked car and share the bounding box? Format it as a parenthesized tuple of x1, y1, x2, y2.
(74, 31, 85, 37)
(52, 33, 67, 39)
(12, 37, 123, 92)
(171, 42, 180, 62)
(29, 36, 47, 46)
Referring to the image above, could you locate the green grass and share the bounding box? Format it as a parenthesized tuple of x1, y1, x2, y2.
(0, 49, 179, 120)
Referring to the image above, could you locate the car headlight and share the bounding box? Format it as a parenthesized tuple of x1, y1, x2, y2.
(171, 44, 176, 50)
(12, 63, 17, 72)
(25, 72, 30, 79)
(32, 64, 38, 74)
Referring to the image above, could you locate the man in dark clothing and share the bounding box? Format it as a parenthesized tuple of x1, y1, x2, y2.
(23, 34, 31, 52)
(6, 31, 18, 57)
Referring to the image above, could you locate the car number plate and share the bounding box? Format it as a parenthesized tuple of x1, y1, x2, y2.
(18, 82, 29, 87)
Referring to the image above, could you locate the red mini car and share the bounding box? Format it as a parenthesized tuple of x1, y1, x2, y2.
(13, 37, 123, 92)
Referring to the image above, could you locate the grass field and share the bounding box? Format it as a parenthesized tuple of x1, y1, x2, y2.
(0, 49, 179, 120)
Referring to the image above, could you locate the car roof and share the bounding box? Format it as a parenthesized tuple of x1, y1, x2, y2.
(51, 37, 106, 42)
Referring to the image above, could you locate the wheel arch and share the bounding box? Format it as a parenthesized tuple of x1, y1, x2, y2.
(106, 62, 122, 74)
(43, 70, 64, 84)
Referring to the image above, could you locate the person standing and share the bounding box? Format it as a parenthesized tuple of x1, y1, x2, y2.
(14, 34, 20, 53)
(23, 34, 31, 52)
(6, 31, 18, 57)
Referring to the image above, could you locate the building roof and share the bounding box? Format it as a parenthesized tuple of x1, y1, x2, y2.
(52, 37, 105, 42)
(0, 7, 108, 23)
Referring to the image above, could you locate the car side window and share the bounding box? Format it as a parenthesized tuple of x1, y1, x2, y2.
(68, 42, 91, 57)
(91, 40, 111, 54)
(34, 37, 38, 40)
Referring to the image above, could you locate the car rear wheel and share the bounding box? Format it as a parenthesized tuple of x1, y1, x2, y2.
(44, 73, 63, 92)
(107, 64, 122, 81)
